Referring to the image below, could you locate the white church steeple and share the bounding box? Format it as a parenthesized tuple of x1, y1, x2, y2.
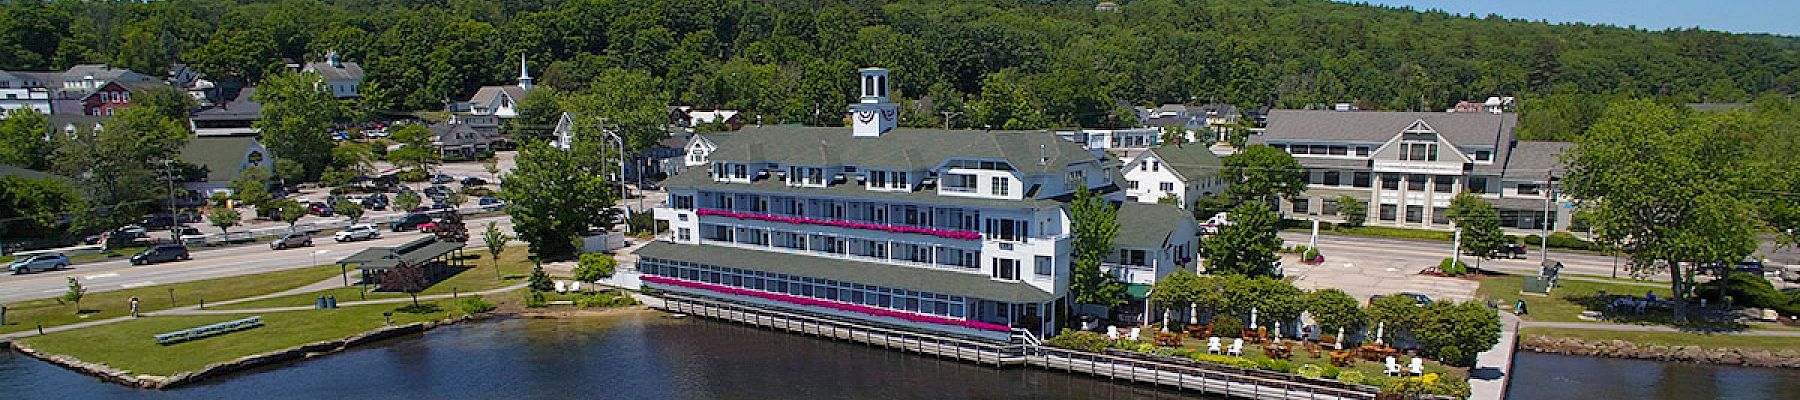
(849, 67, 898, 137)
(518, 54, 534, 91)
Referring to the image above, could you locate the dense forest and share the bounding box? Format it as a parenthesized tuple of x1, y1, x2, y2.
(3, 0, 1797, 138)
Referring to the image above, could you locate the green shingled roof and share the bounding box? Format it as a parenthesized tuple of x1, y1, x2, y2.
(1137, 145, 1222, 181)
(635, 241, 1055, 303)
(1113, 202, 1198, 249)
(704, 125, 1098, 173)
(336, 236, 463, 270)
(179, 136, 266, 183)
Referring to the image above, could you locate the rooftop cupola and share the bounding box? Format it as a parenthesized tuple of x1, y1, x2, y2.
(850, 67, 898, 137)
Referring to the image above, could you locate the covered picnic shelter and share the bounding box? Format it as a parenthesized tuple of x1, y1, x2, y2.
(335, 236, 467, 291)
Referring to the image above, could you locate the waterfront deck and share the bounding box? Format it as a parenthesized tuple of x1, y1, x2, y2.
(657, 294, 1381, 400)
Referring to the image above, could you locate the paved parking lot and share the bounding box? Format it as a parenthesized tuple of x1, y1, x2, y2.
(1279, 233, 1483, 304)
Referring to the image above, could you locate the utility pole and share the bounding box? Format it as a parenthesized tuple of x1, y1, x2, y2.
(1452, 227, 1463, 269)
(941, 111, 961, 130)
(162, 159, 178, 241)
(1541, 173, 1554, 262)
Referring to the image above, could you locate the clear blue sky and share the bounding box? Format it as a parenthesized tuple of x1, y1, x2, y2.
(1345, 1, 1800, 36)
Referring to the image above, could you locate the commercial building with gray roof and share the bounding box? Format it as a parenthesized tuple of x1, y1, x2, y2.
(1251, 109, 1576, 232)
(644, 67, 1198, 341)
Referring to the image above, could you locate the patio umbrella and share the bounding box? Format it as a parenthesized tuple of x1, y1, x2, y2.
(1250, 307, 1258, 328)
(1375, 321, 1385, 345)
(1162, 309, 1171, 332)
(1335, 327, 1345, 350)
(1274, 321, 1282, 340)
(1189, 303, 1198, 325)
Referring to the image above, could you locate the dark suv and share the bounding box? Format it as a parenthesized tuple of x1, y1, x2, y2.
(391, 213, 434, 232)
(131, 244, 190, 265)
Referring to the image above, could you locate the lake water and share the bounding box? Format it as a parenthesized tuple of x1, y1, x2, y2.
(1506, 351, 1800, 400)
(0, 314, 1198, 400)
(3, 314, 1794, 399)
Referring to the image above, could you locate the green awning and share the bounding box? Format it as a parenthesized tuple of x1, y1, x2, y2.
(1125, 283, 1152, 300)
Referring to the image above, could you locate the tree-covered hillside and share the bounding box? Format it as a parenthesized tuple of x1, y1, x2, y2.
(3, 0, 1794, 133)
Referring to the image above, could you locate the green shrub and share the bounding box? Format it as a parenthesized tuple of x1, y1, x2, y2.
(1211, 314, 1243, 338)
(1045, 329, 1111, 352)
(458, 295, 496, 314)
(574, 253, 617, 282)
(1438, 257, 1469, 276)
(396, 169, 427, 182)
(1303, 247, 1321, 260)
(523, 290, 548, 308)
(574, 290, 642, 308)
(1260, 358, 1294, 373)
(1296, 364, 1325, 379)
(1322, 364, 1342, 378)
(1522, 232, 1605, 251)
(1189, 353, 1260, 369)
(394, 303, 442, 314)
(1337, 370, 1367, 385)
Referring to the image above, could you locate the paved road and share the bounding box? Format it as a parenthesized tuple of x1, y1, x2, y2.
(1280, 231, 1637, 279)
(0, 216, 513, 304)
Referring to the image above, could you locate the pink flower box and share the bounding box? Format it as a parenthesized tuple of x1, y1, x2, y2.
(642, 275, 1010, 332)
(696, 208, 982, 240)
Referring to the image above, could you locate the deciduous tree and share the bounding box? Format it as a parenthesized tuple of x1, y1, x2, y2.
(207, 206, 240, 234)
(1203, 201, 1283, 276)
(483, 221, 512, 279)
(500, 141, 614, 260)
(1335, 195, 1367, 227)
(1445, 193, 1506, 269)
(1222, 145, 1307, 206)
(0, 109, 52, 169)
(1069, 187, 1125, 307)
(1563, 99, 1759, 323)
(255, 72, 344, 181)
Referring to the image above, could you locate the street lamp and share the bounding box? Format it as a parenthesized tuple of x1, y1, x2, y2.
(1541, 174, 1557, 262)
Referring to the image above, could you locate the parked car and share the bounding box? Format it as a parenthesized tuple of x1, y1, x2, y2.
(638, 181, 662, 191)
(361, 193, 390, 211)
(309, 202, 335, 217)
(130, 244, 190, 265)
(478, 197, 505, 211)
(460, 177, 488, 186)
(270, 232, 314, 250)
(1370, 292, 1433, 307)
(391, 213, 434, 232)
(139, 215, 176, 230)
(430, 173, 456, 184)
(1495, 243, 1527, 259)
(173, 225, 209, 245)
(335, 224, 382, 242)
(9, 252, 70, 274)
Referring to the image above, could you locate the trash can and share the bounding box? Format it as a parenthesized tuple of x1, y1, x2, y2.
(315, 296, 327, 310)
(326, 296, 338, 309)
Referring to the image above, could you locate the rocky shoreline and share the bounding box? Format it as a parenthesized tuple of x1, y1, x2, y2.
(7, 314, 488, 390)
(1520, 335, 1800, 369)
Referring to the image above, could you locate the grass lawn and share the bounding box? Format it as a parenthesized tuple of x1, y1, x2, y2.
(210, 246, 536, 310)
(17, 302, 471, 376)
(0, 265, 345, 334)
(1520, 327, 1800, 352)
(1474, 273, 1675, 324)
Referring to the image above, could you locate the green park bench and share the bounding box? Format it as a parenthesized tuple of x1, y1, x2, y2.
(153, 316, 263, 345)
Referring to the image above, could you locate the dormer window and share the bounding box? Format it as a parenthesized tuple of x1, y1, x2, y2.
(1474, 150, 1492, 161)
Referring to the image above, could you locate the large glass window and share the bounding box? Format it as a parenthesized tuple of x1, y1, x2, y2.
(1382, 174, 1400, 190)
(1354, 172, 1372, 188)
(1407, 174, 1427, 191)
(1380, 204, 1397, 221)
(992, 258, 1019, 280)
(1292, 198, 1310, 214)
(991, 177, 1009, 196)
(1035, 255, 1053, 276)
(1435, 176, 1455, 192)
(1405, 205, 1424, 223)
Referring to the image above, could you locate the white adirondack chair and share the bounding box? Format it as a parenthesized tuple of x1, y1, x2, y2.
(1385, 356, 1401, 376)
(554, 280, 567, 293)
(1409, 357, 1424, 376)
(1127, 327, 1141, 341)
(1207, 337, 1222, 354)
(1107, 325, 1120, 340)
(1227, 338, 1244, 356)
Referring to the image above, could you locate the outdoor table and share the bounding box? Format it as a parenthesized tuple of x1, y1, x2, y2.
(1329, 350, 1353, 367)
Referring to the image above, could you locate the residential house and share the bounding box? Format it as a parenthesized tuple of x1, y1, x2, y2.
(301, 51, 364, 98)
(189, 86, 263, 136)
(166, 63, 216, 107)
(451, 54, 534, 136)
(0, 70, 52, 117)
(1140, 103, 1242, 144)
(429, 118, 496, 159)
(177, 136, 274, 197)
(1104, 202, 1201, 289)
(1121, 144, 1228, 210)
(1250, 110, 1575, 232)
(648, 67, 1195, 342)
(669, 106, 747, 131)
(551, 111, 575, 150)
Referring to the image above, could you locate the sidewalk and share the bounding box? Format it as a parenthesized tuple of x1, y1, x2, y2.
(1468, 312, 1520, 400)
(163, 283, 527, 315)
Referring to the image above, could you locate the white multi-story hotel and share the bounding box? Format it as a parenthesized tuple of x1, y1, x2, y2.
(1250, 109, 1575, 232)
(646, 68, 1198, 342)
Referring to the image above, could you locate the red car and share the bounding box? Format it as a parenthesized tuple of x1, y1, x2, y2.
(308, 202, 334, 217)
